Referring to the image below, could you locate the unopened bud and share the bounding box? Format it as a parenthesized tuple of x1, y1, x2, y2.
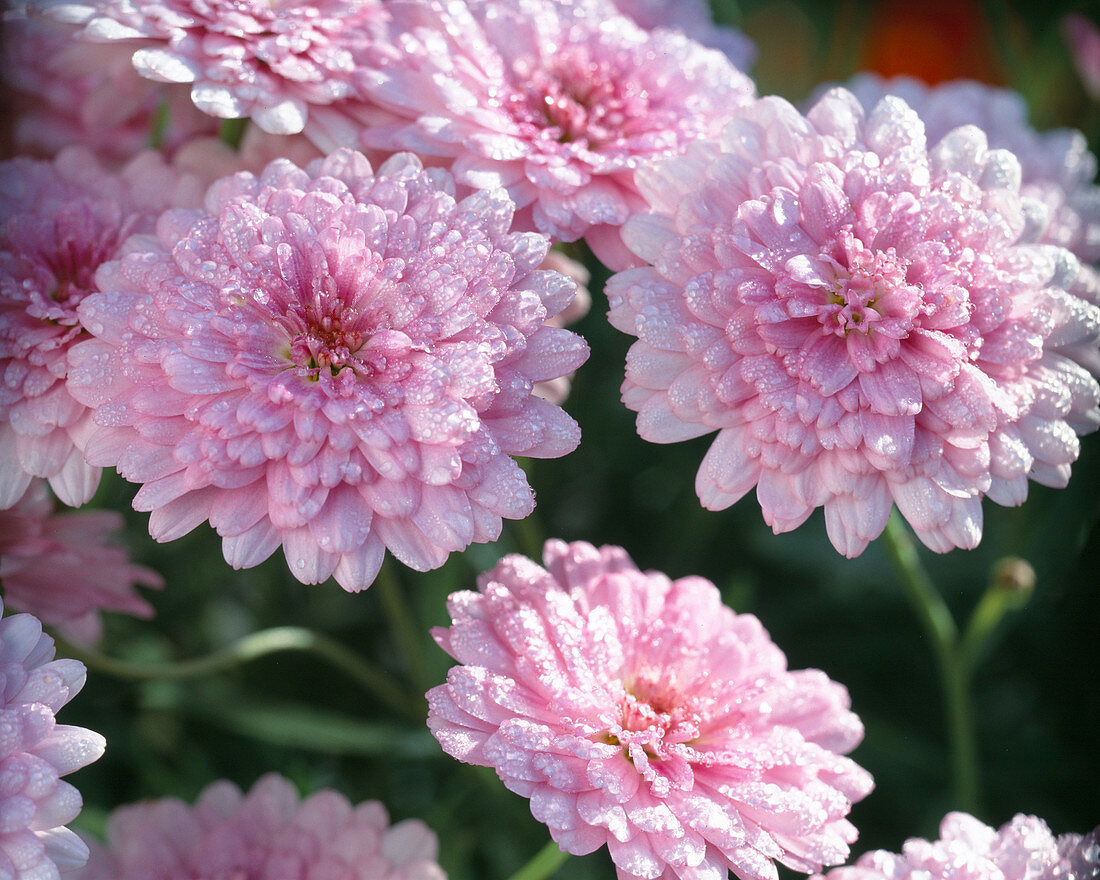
(989, 556, 1036, 601)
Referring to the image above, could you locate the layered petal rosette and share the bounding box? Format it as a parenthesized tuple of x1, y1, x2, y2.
(67, 150, 589, 591)
(32, 0, 386, 137)
(0, 147, 200, 508)
(821, 812, 1098, 880)
(607, 89, 1100, 556)
(0, 480, 162, 643)
(0, 599, 105, 878)
(840, 76, 1100, 265)
(74, 773, 446, 880)
(428, 540, 873, 880)
(355, 0, 755, 269)
(838, 76, 1100, 378)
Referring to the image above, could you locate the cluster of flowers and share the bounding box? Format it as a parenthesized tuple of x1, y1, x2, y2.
(1, 0, 1098, 877)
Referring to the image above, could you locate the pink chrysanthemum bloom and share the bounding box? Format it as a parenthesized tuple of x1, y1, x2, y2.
(840, 75, 1100, 267)
(607, 0, 756, 71)
(66, 149, 588, 591)
(32, 0, 387, 138)
(1, 13, 217, 164)
(0, 598, 105, 878)
(0, 147, 201, 509)
(354, 0, 755, 270)
(0, 480, 162, 644)
(428, 539, 873, 880)
(607, 89, 1100, 556)
(73, 773, 446, 880)
(820, 813, 1096, 880)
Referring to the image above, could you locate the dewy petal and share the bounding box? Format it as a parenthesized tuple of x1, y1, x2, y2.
(70, 149, 587, 592)
(353, 0, 754, 256)
(428, 541, 872, 880)
(606, 86, 1100, 556)
(1, 149, 201, 511)
(819, 811, 1082, 880)
(0, 599, 103, 874)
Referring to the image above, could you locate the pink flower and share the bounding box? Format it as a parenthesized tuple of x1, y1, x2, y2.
(534, 249, 592, 404)
(2, 13, 217, 164)
(839, 75, 1100, 266)
(608, 0, 756, 71)
(0, 598, 105, 878)
(67, 149, 589, 591)
(354, 0, 755, 269)
(820, 813, 1095, 880)
(0, 147, 201, 509)
(32, 0, 387, 137)
(1064, 14, 1100, 101)
(428, 539, 873, 880)
(72, 773, 446, 880)
(0, 480, 162, 644)
(607, 90, 1100, 556)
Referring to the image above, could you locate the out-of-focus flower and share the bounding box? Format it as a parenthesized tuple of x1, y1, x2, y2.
(32, 0, 387, 138)
(607, 89, 1100, 556)
(534, 248, 591, 404)
(67, 150, 589, 592)
(0, 147, 201, 509)
(0, 598, 105, 878)
(428, 539, 873, 880)
(0, 480, 162, 644)
(607, 0, 756, 71)
(1065, 14, 1100, 101)
(73, 773, 446, 880)
(820, 813, 1097, 880)
(354, 0, 755, 269)
(1, 12, 217, 163)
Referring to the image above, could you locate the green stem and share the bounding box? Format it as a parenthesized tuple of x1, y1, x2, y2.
(218, 117, 248, 149)
(58, 626, 419, 721)
(504, 841, 570, 880)
(880, 514, 979, 812)
(374, 561, 431, 700)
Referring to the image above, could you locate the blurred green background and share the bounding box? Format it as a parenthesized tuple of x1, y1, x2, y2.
(55, 0, 1097, 877)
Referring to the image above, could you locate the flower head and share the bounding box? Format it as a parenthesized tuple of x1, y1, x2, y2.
(73, 773, 446, 880)
(355, 0, 754, 269)
(428, 539, 873, 880)
(607, 89, 1100, 556)
(821, 813, 1097, 880)
(67, 149, 588, 591)
(33, 0, 387, 137)
(0, 598, 105, 878)
(2, 12, 217, 164)
(0, 147, 200, 508)
(0, 480, 162, 643)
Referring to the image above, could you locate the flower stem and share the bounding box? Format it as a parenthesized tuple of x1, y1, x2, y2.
(504, 841, 570, 880)
(880, 514, 979, 812)
(218, 117, 248, 149)
(58, 626, 420, 721)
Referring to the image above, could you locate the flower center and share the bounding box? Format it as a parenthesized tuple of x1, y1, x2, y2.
(509, 47, 646, 147)
(273, 272, 414, 388)
(822, 234, 909, 337)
